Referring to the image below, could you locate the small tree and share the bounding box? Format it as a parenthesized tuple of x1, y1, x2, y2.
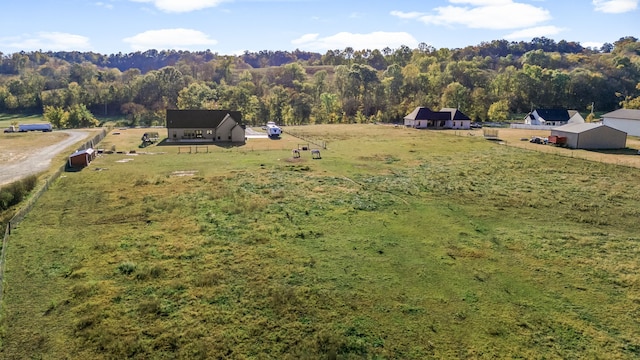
(487, 99, 510, 121)
(67, 104, 98, 128)
(120, 102, 146, 127)
(43, 105, 68, 129)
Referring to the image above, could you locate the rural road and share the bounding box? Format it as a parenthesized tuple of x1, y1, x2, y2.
(245, 127, 268, 138)
(0, 130, 89, 186)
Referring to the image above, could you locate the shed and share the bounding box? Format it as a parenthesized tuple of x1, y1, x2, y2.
(68, 148, 96, 168)
(601, 109, 640, 137)
(550, 123, 626, 149)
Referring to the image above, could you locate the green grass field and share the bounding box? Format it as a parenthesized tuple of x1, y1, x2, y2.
(1, 125, 640, 359)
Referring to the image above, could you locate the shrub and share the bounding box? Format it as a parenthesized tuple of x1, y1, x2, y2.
(0, 175, 38, 211)
(117, 261, 137, 275)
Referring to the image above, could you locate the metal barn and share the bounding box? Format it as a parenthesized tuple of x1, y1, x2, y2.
(550, 123, 627, 149)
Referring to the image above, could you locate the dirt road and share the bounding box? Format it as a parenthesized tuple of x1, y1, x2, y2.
(0, 130, 89, 186)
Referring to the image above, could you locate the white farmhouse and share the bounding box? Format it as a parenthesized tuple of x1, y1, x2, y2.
(524, 109, 585, 126)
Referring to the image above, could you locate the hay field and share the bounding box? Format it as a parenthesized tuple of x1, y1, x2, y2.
(2, 124, 640, 359)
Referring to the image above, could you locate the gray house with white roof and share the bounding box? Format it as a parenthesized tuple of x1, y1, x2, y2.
(601, 109, 640, 137)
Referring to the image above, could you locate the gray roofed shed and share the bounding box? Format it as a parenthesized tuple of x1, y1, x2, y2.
(551, 123, 626, 149)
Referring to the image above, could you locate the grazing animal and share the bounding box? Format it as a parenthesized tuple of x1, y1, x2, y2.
(292, 149, 300, 158)
(311, 149, 321, 159)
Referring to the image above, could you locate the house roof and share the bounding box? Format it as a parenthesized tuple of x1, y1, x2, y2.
(166, 109, 243, 129)
(602, 109, 640, 121)
(552, 123, 626, 135)
(441, 108, 471, 121)
(532, 109, 571, 121)
(404, 107, 468, 121)
(404, 107, 434, 120)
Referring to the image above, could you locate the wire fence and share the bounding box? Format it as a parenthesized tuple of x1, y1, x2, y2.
(0, 128, 107, 305)
(282, 129, 327, 149)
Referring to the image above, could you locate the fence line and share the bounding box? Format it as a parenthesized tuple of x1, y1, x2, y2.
(0, 128, 106, 306)
(510, 124, 556, 130)
(282, 129, 327, 149)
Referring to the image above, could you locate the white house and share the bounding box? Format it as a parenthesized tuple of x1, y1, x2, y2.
(601, 109, 640, 137)
(524, 109, 585, 126)
(403, 107, 471, 130)
(166, 109, 246, 143)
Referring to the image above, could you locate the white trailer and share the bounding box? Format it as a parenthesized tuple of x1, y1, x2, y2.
(266, 121, 281, 138)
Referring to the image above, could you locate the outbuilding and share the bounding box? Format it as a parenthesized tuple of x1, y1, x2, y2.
(550, 123, 627, 149)
(68, 148, 96, 168)
(601, 109, 640, 137)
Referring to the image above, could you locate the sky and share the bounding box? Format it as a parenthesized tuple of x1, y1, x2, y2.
(0, 0, 638, 56)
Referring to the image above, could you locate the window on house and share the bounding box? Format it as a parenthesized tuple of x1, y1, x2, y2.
(195, 130, 203, 138)
(206, 130, 213, 135)
(183, 130, 195, 139)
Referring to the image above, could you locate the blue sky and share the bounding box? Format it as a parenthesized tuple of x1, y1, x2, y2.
(0, 0, 638, 55)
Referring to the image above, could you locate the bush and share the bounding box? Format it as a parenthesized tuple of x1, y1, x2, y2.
(0, 175, 38, 211)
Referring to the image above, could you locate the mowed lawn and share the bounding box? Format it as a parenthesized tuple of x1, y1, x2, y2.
(2, 124, 640, 359)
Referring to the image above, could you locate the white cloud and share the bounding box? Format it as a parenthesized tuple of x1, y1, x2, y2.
(123, 29, 217, 51)
(0, 32, 92, 51)
(582, 41, 604, 49)
(504, 25, 565, 40)
(448, 0, 513, 4)
(392, 0, 552, 30)
(130, 0, 227, 13)
(291, 31, 419, 52)
(389, 10, 424, 19)
(95, 2, 114, 10)
(593, 0, 638, 13)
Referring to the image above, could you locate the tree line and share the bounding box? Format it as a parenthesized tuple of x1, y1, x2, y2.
(0, 36, 638, 128)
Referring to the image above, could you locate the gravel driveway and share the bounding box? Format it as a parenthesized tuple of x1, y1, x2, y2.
(0, 130, 89, 186)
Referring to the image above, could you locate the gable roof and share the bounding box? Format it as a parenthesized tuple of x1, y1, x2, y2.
(602, 109, 640, 121)
(552, 122, 626, 135)
(404, 106, 468, 121)
(166, 110, 242, 129)
(533, 109, 570, 121)
(441, 108, 471, 121)
(404, 107, 435, 120)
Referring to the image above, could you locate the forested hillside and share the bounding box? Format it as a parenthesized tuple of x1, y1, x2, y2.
(0, 36, 638, 127)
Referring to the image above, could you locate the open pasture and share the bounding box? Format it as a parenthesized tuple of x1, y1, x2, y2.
(2, 124, 640, 359)
(446, 127, 640, 168)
